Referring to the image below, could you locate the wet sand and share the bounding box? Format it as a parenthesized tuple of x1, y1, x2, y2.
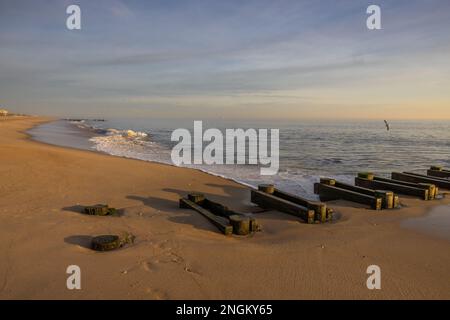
(402, 205, 450, 241)
(0, 116, 450, 300)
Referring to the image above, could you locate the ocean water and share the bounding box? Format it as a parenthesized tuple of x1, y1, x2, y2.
(28, 118, 450, 199)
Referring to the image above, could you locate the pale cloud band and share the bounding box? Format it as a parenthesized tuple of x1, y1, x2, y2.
(0, 0, 449, 119)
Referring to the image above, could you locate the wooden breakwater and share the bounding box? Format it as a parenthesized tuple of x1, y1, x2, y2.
(355, 175, 431, 200)
(314, 169, 440, 210)
(178, 165, 446, 234)
(427, 166, 450, 179)
(392, 172, 450, 190)
(251, 184, 332, 224)
(372, 176, 437, 200)
(314, 178, 383, 210)
(333, 180, 399, 209)
(180, 193, 260, 235)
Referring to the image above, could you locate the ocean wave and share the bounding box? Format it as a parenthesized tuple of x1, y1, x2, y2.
(103, 128, 148, 139)
(88, 126, 173, 168)
(86, 125, 355, 198)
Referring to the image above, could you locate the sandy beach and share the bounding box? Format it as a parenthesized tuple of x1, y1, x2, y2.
(0, 116, 449, 300)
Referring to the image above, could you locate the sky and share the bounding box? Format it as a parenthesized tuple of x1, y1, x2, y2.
(0, 0, 449, 120)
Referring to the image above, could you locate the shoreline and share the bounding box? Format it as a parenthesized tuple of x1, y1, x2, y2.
(0, 116, 449, 299)
(26, 117, 257, 192)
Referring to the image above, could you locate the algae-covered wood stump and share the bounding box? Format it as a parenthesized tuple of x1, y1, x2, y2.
(84, 204, 117, 216)
(91, 235, 121, 251)
(91, 233, 135, 252)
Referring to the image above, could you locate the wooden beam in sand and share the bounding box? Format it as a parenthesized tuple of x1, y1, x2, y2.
(198, 198, 260, 233)
(257, 184, 329, 222)
(179, 198, 233, 235)
(355, 177, 429, 200)
(84, 204, 117, 216)
(373, 176, 437, 200)
(251, 189, 315, 224)
(427, 166, 450, 179)
(314, 182, 382, 210)
(333, 180, 397, 209)
(427, 169, 450, 179)
(393, 172, 450, 190)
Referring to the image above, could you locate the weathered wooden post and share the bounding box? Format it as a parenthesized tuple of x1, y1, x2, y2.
(188, 193, 205, 203)
(358, 172, 374, 180)
(393, 195, 400, 208)
(320, 178, 336, 186)
(258, 184, 275, 194)
(326, 208, 334, 221)
(374, 190, 394, 209)
(418, 183, 437, 200)
(229, 215, 250, 235)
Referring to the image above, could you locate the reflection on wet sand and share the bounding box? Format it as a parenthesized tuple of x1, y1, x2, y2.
(402, 205, 450, 241)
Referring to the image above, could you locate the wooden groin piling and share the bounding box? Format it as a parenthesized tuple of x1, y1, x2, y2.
(333, 180, 398, 209)
(180, 198, 233, 235)
(251, 188, 316, 224)
(373, 176, 437, 200)
(392, 172, 450, 190)
(180, 194, 259, 235)
(256, 184, 330, 223)
(355, 176, 429, 200)
(314, 179, 382, 210)
(428, 168, 450, 179)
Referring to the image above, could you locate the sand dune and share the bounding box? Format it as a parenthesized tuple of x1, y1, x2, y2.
(0, 116, 449, 299)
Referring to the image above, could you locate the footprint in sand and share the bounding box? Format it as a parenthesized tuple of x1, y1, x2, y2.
(146, 288, 169, 300)
(141, 261, 159, 272)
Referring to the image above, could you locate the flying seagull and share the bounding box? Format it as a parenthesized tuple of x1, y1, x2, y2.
(384, 120, 390, 131)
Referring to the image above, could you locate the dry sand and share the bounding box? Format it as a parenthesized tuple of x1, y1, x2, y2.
(0, 116, 449, 300)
